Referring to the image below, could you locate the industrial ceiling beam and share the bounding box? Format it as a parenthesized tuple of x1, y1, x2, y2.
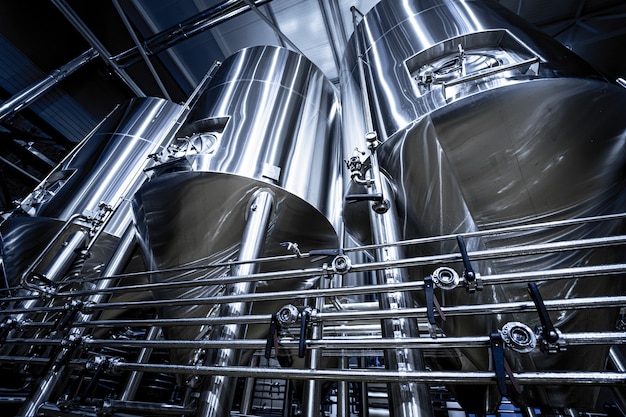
(114, 0, 272, 68)
(0, 49, 97, 123)
(50, 0, 146, 97)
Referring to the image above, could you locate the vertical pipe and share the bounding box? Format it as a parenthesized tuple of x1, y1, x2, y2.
(196, 189, 274, 417)
(359, 357, 370, 417)
(337, 357, 350, 417)
(239, 355, 260, 414)
(17, 222, 137, 417)
(609, 346, 626, 413)
(302, 287, 326, 417)
(369, 177, 433, 417)
(349, 6, 432, 417)
(119, 326, 161, 401)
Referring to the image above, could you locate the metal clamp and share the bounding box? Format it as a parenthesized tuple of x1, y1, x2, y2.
(431, 266, 460, 290)
(500, 321, 537, 353)
(53, 300, 84, 333)
(0, 318, 19, 344)
(330, 254, 352, 275)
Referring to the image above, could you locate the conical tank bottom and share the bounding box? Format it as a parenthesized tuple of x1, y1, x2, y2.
(133, 171, 338, 364)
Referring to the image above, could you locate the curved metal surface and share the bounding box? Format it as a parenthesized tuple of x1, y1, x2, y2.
(132, 46, 341, 367)
(176, 45, 341, 220)
(340, 0, 603, 149)
(1, 98, 183, 291)
(341, 0, 626, 412)
(19, 97, 183, 225)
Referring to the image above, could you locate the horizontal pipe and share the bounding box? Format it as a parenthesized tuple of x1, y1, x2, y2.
(20, 294, 626, 328)
(113, 0, 272, 67)
(87, 263, 626, 312)
(54, 211, 626, 290)
(109, 361, 626, 385)
(0, 49, 97, 122)
(56, 235, 626, 297)
(7, 262, 625, 316)
(0, 331, 605, 350)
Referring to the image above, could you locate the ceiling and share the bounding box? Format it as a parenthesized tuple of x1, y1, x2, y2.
(1, 0, 625, 205)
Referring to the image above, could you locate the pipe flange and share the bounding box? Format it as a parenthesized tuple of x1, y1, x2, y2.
(276, 304, 300, 326)
(431, 267, 460, 290)
(331, 254, 352, 274)
(501, 321, 537, 353)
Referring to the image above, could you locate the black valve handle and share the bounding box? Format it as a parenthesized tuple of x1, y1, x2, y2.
(456, 235, 475, 281)
(265, 314, 278, 360)
(298, 310, 310, 358)
(527, 282, 559, 344)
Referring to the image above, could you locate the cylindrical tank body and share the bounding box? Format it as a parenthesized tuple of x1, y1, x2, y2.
(341, 0, 626, 412)
(132, 45, 341, 365)
(0, 97, 183, 289)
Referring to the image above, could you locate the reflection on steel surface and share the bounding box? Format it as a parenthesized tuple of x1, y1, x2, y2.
(0, 1, 625, 416)
(342, 0, 626, 413)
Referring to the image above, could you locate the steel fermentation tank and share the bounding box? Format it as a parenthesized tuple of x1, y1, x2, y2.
(340, 0, 626, 412)
(131, 45, 341, 415)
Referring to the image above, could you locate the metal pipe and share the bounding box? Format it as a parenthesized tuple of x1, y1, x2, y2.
(24, 262, 622, 315)
(112, 0, 171, 100)
(0, 49, 97, 122)
(109, 361, 626, 385)
(55, 211, 626, 290)
(58, 235, 626, 297)
(239, 355, 260, 414)
(302, 281, 328, 417)
(69, 294, 626, 328)
(114, 0, 272, 67)
(368, 177, 433, 417)
(196, 189, 275, 417)
(50, 0, 145, 97)
(337, 356, 350, 417)
(16, 222, 138, 417)
(0, 156, 41, 185)
(609, 346, 626, 414)
(63, 331, 626, 350)
(119, 326, 161, 402)
(350, 212, 626, 254)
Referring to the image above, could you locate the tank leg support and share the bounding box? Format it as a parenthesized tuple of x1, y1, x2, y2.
(196, 189, 275, 417)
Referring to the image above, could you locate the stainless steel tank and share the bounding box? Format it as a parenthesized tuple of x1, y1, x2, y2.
(131, 45, 341, 413)
(341, 0, 626, 412)
(1, 97, 184, 292)
(0, 97, 185, 417)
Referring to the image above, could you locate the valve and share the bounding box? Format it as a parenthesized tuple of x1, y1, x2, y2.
(330, 254, 352, 275)
(280, 241, 302, 258)
(299, 307, 313, 359)
(500, 321, 537, 353)
(431, 266, 460, 290)
(276, 304, 300, 326)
